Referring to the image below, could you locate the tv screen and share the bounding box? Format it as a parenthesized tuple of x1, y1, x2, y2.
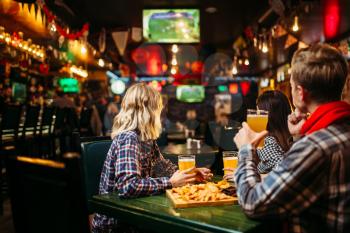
(217, 85, 228, 92)
(143, 9, 200, 43)
(12, 82, 27, 103)
(58, 78, 79, 93)
(176, 85, 205, 103)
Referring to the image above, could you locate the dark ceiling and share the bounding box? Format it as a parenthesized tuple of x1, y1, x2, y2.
(46, 0, 270, 49)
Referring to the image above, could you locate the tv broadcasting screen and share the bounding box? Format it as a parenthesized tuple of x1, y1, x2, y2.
(176, 85, 205, 103)
(143, 9, 200, 43)
(58, 77, 79, 93)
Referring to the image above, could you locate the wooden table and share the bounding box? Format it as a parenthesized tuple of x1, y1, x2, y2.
(90, 193, 272, 233)
(161, 144, 219, 168)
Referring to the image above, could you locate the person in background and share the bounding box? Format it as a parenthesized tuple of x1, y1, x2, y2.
(113, 94, 122, 110)
(92, 83, 212, 232)
(78, 93, 103, 136)
(184, 109, 199, 130)
(233, 44, 350, 233)
(225, 90, 292, 179)
(52, 88, 75, 109)
(103, 100, 119, 136)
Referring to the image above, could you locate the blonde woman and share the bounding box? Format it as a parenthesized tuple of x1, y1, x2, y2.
(92, 83, 212, 232)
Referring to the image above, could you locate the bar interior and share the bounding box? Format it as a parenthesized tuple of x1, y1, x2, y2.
(1, 0, 350, 233)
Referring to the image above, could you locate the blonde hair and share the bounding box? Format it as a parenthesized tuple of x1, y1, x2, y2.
(111, 83, 163, 141)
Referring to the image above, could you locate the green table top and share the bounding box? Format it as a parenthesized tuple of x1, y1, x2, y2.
(90, 192, 270, 233)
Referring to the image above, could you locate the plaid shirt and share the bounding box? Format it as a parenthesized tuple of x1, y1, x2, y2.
(92, 130, 177, 231)
(257, 136, 285, 174)
(234, 122, 350, 233)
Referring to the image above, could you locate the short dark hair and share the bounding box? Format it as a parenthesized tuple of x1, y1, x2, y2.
(291, 43, 348, 103)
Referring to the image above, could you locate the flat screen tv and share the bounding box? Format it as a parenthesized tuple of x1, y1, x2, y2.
(143, 9, 200, 43)
(176, 85, 205, 103)
(12, 82, 26, 103)
(58, 77, 79, 93)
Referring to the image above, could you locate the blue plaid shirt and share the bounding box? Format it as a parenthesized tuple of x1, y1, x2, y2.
(235, 122, 350, 233)
(92, 130, 177, 231)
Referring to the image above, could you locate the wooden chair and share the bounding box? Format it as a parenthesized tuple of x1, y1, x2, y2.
(19, 105, 40, 155)
(0, 104, 22, 214)
(6, 153, 89, 233)
(37, 106, 55, 157)
(0, 104, 22, 152)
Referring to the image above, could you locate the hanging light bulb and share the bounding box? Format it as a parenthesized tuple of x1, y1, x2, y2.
(171, 44, 179, 53)
(170, 67, 177, 75)
(171, 56, 177, 66)
(81, 44, 87, 55)
(292, 16, 299, 32)
(50, 23, 57, 32)
(262, 42, 268, 53)
(244, 58, 249, 66)
(232, 65, 238, 75)
(98, 58, 105, 67)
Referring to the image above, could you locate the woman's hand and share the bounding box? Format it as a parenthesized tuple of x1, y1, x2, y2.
(195, 167, 213, 182)
(223, 168, 235, 182)
(169, 168, 197, 187)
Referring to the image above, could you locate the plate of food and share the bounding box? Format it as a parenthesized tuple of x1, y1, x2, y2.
(166, 180, 237, 208)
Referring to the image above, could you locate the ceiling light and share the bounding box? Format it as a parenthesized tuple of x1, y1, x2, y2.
(292, 16, 299, 32)
(244, 58, 249, 66)
(170, 67, 177, 75)
(171, 44, 178, 53)
(81, 45, 87, 55)
(232, 66, 238, 75)
(98, 58, 105, 67)
(171, 57, 177, 66)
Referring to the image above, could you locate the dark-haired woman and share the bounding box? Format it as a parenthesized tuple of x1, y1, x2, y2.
(255, 90, 292, 173)
(224, 90, 292, 178)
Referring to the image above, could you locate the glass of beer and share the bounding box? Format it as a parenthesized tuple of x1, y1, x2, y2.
(246, 109, 268, 148)
(223, 151, 238, 175)
(178, 155, 196, 172)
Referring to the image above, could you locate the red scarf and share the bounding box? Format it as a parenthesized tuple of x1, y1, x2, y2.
(301, 101, 350, 135)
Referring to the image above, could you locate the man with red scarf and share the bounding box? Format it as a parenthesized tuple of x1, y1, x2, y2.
(233, 44, 350, 233)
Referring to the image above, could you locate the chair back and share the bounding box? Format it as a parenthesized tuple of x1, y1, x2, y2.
(22, 105, 40, 138)
(6, 153, 89, 233)
(53, 107, 67, 134)
(0, 104, 22, 144)
(81, 139, 112, 212)
(39, 106, 55, 135)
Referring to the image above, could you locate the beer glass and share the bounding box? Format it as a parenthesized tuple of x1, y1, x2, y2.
(178, 155, 196, 172)
(246, 109, 268, 148)
(223, 151, 238, 175)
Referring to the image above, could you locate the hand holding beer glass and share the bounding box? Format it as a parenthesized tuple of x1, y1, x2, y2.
(246, 109, 268, 148)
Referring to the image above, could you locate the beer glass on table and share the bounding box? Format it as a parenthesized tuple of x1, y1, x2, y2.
(223, 151, 238, 175)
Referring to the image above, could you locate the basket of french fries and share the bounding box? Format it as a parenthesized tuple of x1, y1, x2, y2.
(166, 180, 237, 208)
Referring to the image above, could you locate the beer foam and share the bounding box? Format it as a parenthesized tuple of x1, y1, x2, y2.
(223, 157, 238, 161)
(179, 158, 195, 162)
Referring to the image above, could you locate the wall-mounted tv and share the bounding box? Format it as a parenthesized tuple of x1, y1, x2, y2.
(58, 77, 79, 93)
(143, 9, 200, 43)
(12, 82, 26, 103)
(176, 85, 205, 103)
